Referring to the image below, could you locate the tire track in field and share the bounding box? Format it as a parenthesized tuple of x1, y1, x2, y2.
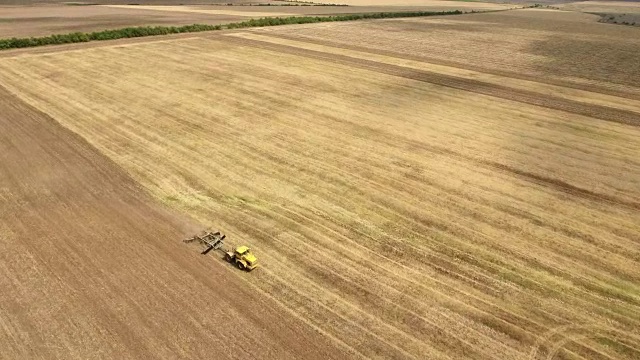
(484, 161, 640, 210)
(529, 325, 640, 360)
(218, 35, 640, 127)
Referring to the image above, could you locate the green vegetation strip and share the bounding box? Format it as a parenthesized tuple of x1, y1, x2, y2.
(0, 10, 464, 50)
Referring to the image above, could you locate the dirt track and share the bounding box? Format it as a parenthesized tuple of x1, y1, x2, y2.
(0, 86, 346, 359)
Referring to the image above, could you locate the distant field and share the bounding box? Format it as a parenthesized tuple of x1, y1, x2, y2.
(0, 0, 511, 4)
(0, 5, 245, 38)
(0, 0, 250, 4)
(559, 0, 640, 13)
(304, 0, 512, 6)
(0, 1, 510, 38)
(558, 0, 640, 27)
(1, 8, 639, 359)
(258, 9, 640, 94)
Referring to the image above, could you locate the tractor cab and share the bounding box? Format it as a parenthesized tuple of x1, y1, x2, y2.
(235, 245, 251, 256)
(226, 245, 259, 271)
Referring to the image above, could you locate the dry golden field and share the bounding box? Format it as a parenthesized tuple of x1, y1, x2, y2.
(1, 8, 640, 360)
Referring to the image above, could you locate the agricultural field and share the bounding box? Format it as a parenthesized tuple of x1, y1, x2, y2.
(1, 5, 640, 360)
(0, 4, 246, 38)
(559, 0, 640, 14)
(259, 9, 640, 94)
(0, 1, 511, 38)
(558, 1, 640, 27)
(0, 87, 344, 358)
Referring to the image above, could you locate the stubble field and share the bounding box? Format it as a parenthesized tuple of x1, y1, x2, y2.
(1, 8, 639, 360)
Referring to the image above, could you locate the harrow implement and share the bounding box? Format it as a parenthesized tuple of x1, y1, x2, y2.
(183, 231, 226, 255)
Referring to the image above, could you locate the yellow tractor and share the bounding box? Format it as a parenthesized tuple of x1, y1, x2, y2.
(184, 231, 258, 272)
(225, 245, 259, 271)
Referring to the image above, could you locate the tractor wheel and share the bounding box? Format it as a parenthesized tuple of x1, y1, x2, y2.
(237, 262, 246, 270)
(225, 253, 232, 262)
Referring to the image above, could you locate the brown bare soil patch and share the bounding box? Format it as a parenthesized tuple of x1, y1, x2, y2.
(0, 85, 346, 359)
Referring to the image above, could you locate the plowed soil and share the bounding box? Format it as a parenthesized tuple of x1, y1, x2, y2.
(0, 86, 347, 359)
(1, 8, 640, 360)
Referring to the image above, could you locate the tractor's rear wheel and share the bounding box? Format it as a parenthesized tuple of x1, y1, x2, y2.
(225, 253, 232, 262)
